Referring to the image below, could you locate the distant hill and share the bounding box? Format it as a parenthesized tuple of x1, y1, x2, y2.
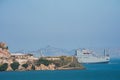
(108, 49, 120, 59)
(14, 47, 120, 59)
(28, 46, 74, 57)
(38, 46, 74, 57)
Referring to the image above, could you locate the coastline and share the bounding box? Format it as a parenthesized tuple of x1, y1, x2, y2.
(0, 42, 85, 72)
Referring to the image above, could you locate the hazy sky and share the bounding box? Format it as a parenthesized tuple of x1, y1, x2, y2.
(0, 0, 120, 52)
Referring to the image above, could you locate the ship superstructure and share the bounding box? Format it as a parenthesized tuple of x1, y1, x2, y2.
(75, 49, 110, 63)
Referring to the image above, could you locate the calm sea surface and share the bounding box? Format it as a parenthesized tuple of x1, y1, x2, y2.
(0, 59, 120, 80)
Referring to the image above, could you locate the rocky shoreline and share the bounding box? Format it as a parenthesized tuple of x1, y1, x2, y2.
(0, 42, 85, 71)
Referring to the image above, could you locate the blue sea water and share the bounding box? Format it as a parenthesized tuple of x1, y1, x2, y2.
(0, 59, 120, 80)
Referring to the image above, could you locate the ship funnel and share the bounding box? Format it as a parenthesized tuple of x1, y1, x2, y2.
(104, 49, 109, 57)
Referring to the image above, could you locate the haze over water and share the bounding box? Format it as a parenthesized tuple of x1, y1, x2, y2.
(0, 0, 120, 80)
(0, 0, 120, 52)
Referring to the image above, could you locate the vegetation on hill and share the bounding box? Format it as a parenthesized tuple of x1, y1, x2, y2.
(31, 65, 35, 70)
(39, 56, 84, 69)
(56, 56, 84, 69)
(34, 56, 84, 70)
(0, 63, 8, 71)
(10, 61, 20, 71)
(22, 63, 28, 69)
(36, 58, 53, 66)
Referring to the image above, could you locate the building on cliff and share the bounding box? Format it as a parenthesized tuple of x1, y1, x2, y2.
(11, 53, 38, 64)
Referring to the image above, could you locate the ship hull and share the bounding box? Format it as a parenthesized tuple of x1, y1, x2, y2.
(79, 61, 110, 64)
(76, 49, 110, 64)
(77, 57, 110, 64)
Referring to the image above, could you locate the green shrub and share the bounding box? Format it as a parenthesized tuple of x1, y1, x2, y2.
(0, 63, 8, 71)
(36, 58, 52, 66)
(31, 65, 35, 70)
(22, 63, 28, 69)
(10, 62, 20, 71)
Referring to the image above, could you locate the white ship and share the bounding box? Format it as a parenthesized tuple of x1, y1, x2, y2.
(75, 49, 110, 64)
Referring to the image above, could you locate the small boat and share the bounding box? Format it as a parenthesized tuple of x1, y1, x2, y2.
(75, 49, 110, 64)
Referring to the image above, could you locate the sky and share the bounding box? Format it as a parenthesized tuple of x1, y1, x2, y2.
(0, 0, 120, 52)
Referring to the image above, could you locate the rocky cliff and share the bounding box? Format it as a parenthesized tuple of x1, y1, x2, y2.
(0, 42, 10, 58)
